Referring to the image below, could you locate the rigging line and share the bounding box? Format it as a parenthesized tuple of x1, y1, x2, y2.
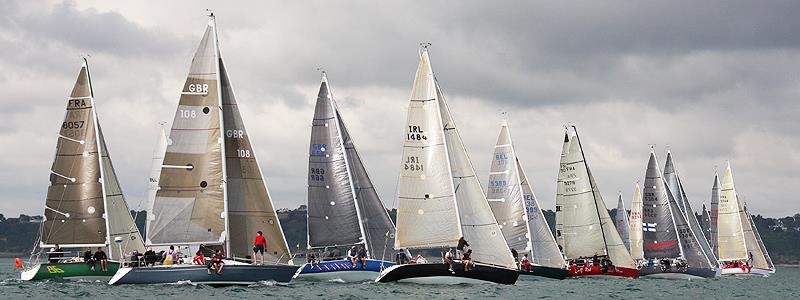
(58, 135, 85, 144)
(50, 170, 76, 182)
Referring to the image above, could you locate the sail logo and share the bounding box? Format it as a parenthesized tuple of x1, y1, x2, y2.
(46, 266, 65, 274)
(310, 143, 327, 157)
(643, 223, 657, 232)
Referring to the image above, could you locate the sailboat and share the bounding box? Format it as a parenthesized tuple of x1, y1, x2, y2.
(293, 72, 398, 282)
(555, 126, 639, 279)
(615, 193, 631, 251)
(717, 163, 774, 277)
(21, 59, 146, 281)
(485, 120, 568, 280)
(663, 151, 718, 266)
(375, 45, 519, 285)
(109, 13, 298, 285)
(634, 151, 719, 279)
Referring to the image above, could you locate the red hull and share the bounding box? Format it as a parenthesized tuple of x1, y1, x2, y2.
(568, 265, 639, 279)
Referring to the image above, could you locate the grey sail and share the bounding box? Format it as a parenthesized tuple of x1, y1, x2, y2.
(664, 152, 718, 266)
(615, 193, 630, 251)
(701, 204, 712, 248)
(709, 174, 721, 257)
(642, 152, 681, 259)
(147, 23, 225, 246)
(665, 184, 714, 269)
(220, 59, 291, 262)
(517, 158, 564, 268)
(144, 127, 168, 241)
(338, 109, 397, 260)
(486, 121, 529, 255)
(744, 204, 775, 272)
(306, 76, 362, 249)
(738, 197, 768, 269)
(97, 125, 146, 259)
(42, 63, 107, 247)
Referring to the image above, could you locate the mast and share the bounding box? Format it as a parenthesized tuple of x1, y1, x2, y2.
(571, 126, 609, 254)
(209, 12, 231, 256)
(327, 72, 369, 254)
(85, 58, 113, 252)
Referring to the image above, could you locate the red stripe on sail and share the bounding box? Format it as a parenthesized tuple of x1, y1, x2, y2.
(644, 240, 677, 248)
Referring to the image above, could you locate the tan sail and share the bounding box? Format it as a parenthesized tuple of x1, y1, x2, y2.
(717, 164, 747, 261)
(628, 183, 644, 260)
(739, 198, 769, 270)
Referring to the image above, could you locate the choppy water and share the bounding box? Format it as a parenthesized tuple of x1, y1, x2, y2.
(1, 259, 798, 299)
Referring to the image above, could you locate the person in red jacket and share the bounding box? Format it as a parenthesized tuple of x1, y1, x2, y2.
(192, 250, 206, 265)
(253, 231, 268, 265)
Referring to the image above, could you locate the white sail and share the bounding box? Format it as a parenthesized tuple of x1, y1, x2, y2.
(144, 126, 167, 241)
(615, 193, 630, 251)
(739, 199, 771, 271)
(629, 183, 644, 260)
(486, 120, 529, 254)
(517, 158, 565, 268)
(744, 204, 775, 272)
(394, 48, 461, 249)
(717, 163, 747, 261)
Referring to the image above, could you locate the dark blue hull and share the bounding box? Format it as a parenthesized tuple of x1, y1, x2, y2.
(639, 265, 720, 279)
(109, 263, 300, 286)
(294, 259, 394, 282)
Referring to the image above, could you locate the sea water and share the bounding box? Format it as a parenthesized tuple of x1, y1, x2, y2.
(1, 258, 798, 299)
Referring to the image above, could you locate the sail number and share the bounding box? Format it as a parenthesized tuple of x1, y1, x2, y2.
(62, 121, 85, 129)
(407, 125, 427, 141)
(237, 149, 251, 158)
(226, 130, 245, 138)
(404, 156, 424, 171)
(310, 143, 327, 157)
(188, 83, 209, 93)
(179, 109, 197, 119)
(495, 153, 508, 162)
(310, 167, 325, 181)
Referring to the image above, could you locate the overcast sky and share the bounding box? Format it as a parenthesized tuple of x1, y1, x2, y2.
(2, 1, 798, 218)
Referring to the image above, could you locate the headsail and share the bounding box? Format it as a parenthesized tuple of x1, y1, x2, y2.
(517, 157, 564, 268)
(629, 183, 644, 260)
(743, 203, 775, 272)
(98, 125, 146, 259)
(739, 199, 771, 271)
(717, 163, 747, 261)
(615, 193, 630, 251)
(664, 152, 718, 266)
(220, 57, 290, 262)
(701, 204, 712, 249)
(486, 121, 529, 254)
(144, 126, 168, 241)
(42, 62, 108, 248)
(147, 19, 225, 246)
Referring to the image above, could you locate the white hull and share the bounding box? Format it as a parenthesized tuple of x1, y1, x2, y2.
(642, 272, 705, 280)
(721, 267, 771, 277)
(20, 265, 39, 281)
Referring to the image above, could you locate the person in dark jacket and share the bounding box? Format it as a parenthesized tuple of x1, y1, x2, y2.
(456, 237, 469, 259)
(93, 247, 108, 272)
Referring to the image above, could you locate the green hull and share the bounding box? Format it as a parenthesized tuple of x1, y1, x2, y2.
(21, 261, 120, 281)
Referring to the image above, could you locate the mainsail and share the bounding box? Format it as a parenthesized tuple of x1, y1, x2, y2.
(307, 73, 396, 259)
(555, 127, 635, 268)
(147, 15, 290, 262)
(664, 152, 718, 266)
(629, 183, 644, 260)
(615, 193, 630, 251)
(717, 164, 747, 261)
(395, 46, 515, 269)
(41, 60, 143, 260)
(486, 120, 564, 268)
(709, 173, 721, 257)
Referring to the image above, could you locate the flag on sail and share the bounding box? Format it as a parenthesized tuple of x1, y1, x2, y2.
(643, 223, 657, 232)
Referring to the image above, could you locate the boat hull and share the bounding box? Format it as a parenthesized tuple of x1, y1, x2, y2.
(568, 265, 639, 279)
(21, 261, 120, 281)
(721, 266, 771, 277)
(639, 266, 720, 279)
(518, 265, 569, 280)
(293, 259, 393, 282)
(108, 263, 300, 286)
(375, 262, 519, 285)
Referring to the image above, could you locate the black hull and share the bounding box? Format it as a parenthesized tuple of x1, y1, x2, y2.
(518, 265, 569, 280)
(109, 264, 300, 286)
(376, 263, 519, 285)
(639, 266, 719, 279)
